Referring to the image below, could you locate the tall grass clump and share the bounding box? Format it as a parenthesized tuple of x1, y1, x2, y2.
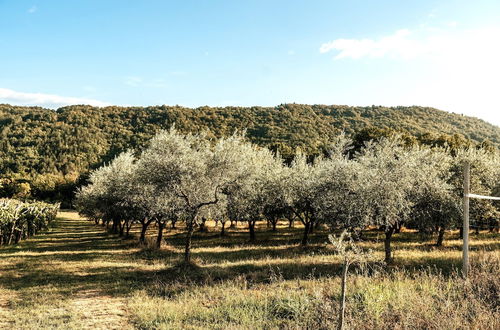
(128, 253, 499, 330)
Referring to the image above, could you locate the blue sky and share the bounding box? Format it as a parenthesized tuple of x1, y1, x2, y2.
(1, 0, 499, 126)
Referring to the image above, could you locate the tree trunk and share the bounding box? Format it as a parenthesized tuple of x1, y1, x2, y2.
(308, 221, 314, 234)
(220, 221, 226, 236)
(394, 222, 402, 233)
(271, 219, 277, 232)
(118, 220, 125, 237)
(459, 226, 463, 239)
(112, 219, 119, 234)
(184, 221, 194, 263)
(139, 219, 152, 243)
(198, 217, 207, 232)
(126, 221, 132, 237)
(7, 221, 16, 245)
(301, 222, 310, 246)
(384, 227, 395, 263)
(249, 221, 256, 242)
(27, 222, 33, 237)
(14, 228, 22, 244)
(156, 221, 165, 249)
(436, 226, 445, 246)
(338, 260, 349, 330)
(288, 218, 294, 228)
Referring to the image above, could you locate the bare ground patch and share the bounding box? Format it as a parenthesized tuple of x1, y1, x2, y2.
(70, 289, 131, 329)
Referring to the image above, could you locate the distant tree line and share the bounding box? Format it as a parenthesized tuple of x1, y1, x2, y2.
(75, 129, 500, 264)
(1, 103, 499, 206)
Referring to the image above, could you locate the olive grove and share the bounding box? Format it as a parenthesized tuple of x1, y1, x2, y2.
(75, 128, 500, 264)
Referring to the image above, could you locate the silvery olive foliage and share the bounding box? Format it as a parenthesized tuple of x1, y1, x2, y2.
(76, 151, 139, 236)
(406, 147, 460, 245)
(75, 128, 500, 264)
(452, 147, 500, 231)
(224, 141, 283, 241)
(281, 152, 326, 245)
(314, 134, 372, 232)
(136, 128, 273, 261)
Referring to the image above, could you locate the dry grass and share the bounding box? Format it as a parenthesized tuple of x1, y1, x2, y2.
(0, 211, 498, 329)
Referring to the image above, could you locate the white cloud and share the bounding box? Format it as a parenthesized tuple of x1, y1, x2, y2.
(0, 88, 111, 108)
(320, 26, 500, 61)
(28, 5, 37, 14)
(319, 25, 500, 126)
(320, 29, 421, 59)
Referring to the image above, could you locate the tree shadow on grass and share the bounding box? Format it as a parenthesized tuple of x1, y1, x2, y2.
(2, 213, 494, 307)
(0, 265, 155, 298)
(131, 242, 331, 266)
(0, 214, 154, 301)
(163, 227, 329, 249)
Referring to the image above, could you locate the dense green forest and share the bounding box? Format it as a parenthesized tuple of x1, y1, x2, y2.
(1, 103, 499, 205)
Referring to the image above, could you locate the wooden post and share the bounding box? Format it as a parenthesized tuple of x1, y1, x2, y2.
(463, 162, 470, 278)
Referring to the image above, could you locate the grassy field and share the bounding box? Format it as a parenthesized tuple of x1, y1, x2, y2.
(0, 211, 498, 329)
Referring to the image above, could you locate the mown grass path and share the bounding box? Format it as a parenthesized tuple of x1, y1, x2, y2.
(0, 211, 154, 329)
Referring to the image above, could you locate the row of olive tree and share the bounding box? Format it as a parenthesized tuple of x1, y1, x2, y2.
(0, 199, 59, 245)
(75, 128, 500, 263)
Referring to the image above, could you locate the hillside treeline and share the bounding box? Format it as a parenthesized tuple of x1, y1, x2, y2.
(75, 129, 500, 263)
(1, 103, 499, 205)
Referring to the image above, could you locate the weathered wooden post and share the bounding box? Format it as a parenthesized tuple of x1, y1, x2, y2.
(462, 162, 470, 278)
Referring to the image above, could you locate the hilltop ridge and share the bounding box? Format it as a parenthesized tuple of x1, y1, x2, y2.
(1, 103, 499, 202)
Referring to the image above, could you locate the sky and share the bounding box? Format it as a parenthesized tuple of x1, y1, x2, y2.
(0, 0, 499, 126)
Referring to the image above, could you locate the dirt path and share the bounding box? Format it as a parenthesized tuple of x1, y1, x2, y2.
(0, 211, 143, 329)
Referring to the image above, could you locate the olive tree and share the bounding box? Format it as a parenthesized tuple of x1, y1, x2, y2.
(356, 137, 419, 263)
(224, 145, 282, 242)
(260, 155, 289, 232)
(281, 153, 325, 246)
(315, 158, 373, 237)
(314, 135, 373, 236)
(408, 148, 460, 246)
(137, 128, 261, 263)
(75, 151, 137, 236)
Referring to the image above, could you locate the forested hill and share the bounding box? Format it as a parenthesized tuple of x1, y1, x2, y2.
(1, 103, 499, 204)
